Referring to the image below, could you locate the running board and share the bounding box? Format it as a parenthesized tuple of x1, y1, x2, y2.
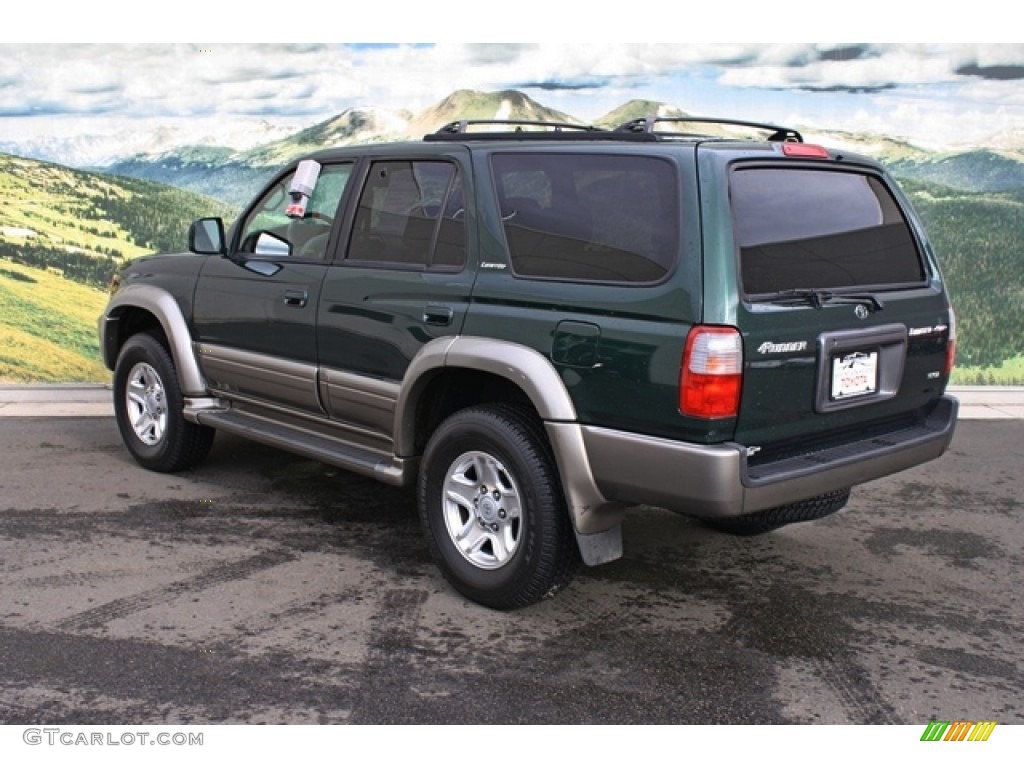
(195, 409, 414, 487)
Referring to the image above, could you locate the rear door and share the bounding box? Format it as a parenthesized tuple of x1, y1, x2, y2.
(315, 153, 475, 442)
(713, 154, 953, 450)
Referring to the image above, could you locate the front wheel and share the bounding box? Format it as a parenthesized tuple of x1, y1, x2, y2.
(419, 404, 580, 609)
(113, 333, 214, 473)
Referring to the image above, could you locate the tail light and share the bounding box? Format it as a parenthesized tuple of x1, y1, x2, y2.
(944, 307, 957, 376)
(680, 326, 743, 419)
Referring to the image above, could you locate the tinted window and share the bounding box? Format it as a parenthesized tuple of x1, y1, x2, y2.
(239, 163, 352, 260)
(733, 168, 925, 294)
(348, 160, 466, 268)
(492, 153, 678, 283)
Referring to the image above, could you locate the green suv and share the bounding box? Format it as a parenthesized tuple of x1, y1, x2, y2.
(99, 117, 958, 609)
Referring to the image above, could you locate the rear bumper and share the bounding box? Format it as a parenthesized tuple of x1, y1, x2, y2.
(580, 395, 958, 519)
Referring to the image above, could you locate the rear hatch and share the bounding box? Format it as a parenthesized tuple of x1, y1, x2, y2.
(718, 150, 954, 456)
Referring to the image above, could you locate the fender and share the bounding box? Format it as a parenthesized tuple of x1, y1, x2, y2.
(394, 336, 578, 456)
(395, 336, 626, 563)
(100, 283, 207, 397)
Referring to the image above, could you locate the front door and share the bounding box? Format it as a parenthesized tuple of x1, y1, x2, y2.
(193, 162, 355, 413)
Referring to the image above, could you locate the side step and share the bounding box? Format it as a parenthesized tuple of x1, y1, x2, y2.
(195, 409, 414, 487)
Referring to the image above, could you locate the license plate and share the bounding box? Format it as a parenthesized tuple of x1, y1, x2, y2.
(831, 351, 878, 400)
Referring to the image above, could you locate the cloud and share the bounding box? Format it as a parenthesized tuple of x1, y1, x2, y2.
(1, 43, 1022, 152)
(817, 45, 872, 63)
(515, 79, 612, 92)
(956, 63, 1024, 80)
(716, 44, 1024, 94)
(201, 67, 309, 86)
(463, 44, 532, 66)
(4, 43, 1019, 121)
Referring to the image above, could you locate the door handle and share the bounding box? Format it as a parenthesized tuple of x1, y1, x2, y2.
(283, 290, 308, 308)
(423, 304, 454, 326)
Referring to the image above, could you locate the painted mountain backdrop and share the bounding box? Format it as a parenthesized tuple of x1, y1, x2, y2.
(2, 89, 1022, 383)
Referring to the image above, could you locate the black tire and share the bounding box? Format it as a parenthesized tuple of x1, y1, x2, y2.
(701, 489, 851, 536)
(419, 404, 580, 610)
(113, 332, 215, 473)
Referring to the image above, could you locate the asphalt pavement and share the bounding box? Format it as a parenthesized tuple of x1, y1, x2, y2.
(1, 415, 1021, 726)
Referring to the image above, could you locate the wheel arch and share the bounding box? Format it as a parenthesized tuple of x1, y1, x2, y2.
(394, 336, 578, 458)
(101, 284, 206, 396)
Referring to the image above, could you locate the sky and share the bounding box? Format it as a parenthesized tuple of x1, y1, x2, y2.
(1, 24, 1022, 163)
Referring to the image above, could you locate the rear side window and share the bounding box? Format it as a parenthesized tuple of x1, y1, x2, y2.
(348, 160, 466, 269)
(492, 153, 678, 283)
(733, 168, 926, 295)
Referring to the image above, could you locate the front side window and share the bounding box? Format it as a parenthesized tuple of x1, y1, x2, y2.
(238, 163, 353, 260)
(347, 160, 466, 268)
(491, 153, 679, 283)
(732, 167, 926, 295)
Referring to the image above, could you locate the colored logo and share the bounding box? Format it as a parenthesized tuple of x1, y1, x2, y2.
(921, 720, 997, 742)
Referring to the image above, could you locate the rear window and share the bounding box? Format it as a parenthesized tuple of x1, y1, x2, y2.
(732, 168, 926, 295)
(491, 153, 678, 283)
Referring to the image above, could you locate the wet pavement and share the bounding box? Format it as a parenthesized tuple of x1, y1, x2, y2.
(0, 416, 1021, 724)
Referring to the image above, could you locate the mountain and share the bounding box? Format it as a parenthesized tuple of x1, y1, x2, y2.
(887, 150, 1024, 194)
(105, 154, 275, 210)
(98, 89, 1024, 206)
(406, 89, 583, 136)
(594, 99, 690, 129)
(240, 107, 413, 167)
(102, 90, 587, 206)
(0, 120, 300, 169)
(104, 106, 413, 207)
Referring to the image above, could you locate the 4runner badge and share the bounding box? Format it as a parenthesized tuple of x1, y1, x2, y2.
(757, 341, 808, 355)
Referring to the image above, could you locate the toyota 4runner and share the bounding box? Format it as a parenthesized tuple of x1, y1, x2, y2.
(99, 117, 958, 609)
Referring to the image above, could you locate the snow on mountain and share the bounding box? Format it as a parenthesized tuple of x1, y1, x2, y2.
(0, 119, 303, 168)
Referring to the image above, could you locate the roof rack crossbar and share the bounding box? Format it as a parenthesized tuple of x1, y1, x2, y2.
(615, 116, 803, 143)
(424, 119, 652, 143)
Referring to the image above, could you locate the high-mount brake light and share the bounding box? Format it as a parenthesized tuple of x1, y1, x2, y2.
(680, 326, 743, 419)
(781, 143, 830, 159)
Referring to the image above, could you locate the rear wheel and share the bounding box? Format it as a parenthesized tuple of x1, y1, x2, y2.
(419, 404, 580, 609)
(113, 333, 214, 472)
(701, 489, 851, 536)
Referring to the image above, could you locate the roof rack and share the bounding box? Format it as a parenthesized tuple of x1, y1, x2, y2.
(615, 116, 804, 143)
(424, 119, 656, 142)
(423, 116, 802, 144)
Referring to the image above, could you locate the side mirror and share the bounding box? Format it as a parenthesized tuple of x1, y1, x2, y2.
(188, 218, 226, 255)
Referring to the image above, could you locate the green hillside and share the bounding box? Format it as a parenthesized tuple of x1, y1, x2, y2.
(0, 153, 238, 383)
(0, 261, 109, 382)
(0, 152, 237, 287)
(2, 136, 1022, 385)
(891, 150, 1024, 194)
(903, 181, 1024, 383)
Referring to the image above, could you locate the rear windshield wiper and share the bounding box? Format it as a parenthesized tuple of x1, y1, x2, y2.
(764, 289, 884, 311)
(829, 291, 885, 311)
